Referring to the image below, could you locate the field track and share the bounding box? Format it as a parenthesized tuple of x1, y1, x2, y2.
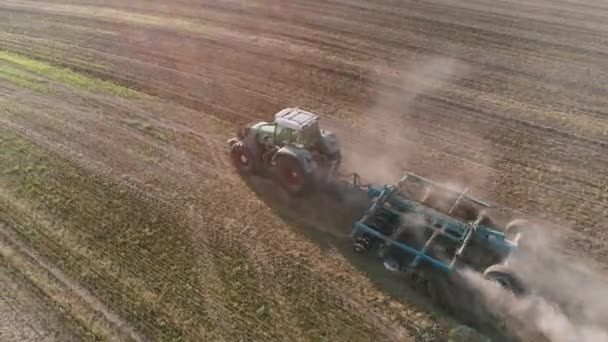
(1, 0, 608, 341)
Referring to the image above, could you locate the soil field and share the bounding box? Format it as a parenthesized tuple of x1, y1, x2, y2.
(1, 0, 608, 341)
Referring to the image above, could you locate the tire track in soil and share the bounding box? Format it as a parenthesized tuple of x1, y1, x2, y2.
(1, 223, 145, 342)
(0, 124, 240, 340)
(0, 260, 82, 342)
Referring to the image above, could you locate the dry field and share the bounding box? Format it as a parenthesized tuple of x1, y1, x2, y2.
(1, 0, 608, 341)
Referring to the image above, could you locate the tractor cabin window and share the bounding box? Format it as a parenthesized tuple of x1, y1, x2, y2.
(274, 125, 294, 145)
(295, 122, 321, 147)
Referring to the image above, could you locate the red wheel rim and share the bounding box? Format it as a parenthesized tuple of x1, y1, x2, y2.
(283, 166, 301, 186)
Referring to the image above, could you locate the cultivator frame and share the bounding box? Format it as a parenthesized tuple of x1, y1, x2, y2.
(343, 172, 518, 276)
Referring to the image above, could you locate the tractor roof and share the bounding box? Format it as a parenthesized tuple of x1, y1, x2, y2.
(274, 107, 319, 131)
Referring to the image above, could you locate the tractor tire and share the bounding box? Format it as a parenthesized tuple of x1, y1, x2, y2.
(275, 155, 313, 196)
(483, 264, 526, 296)
(230, 142, 260, 174)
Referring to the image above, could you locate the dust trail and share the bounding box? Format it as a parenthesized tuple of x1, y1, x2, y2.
(461, 223, 608, 342)
(346, 56, 472, 184)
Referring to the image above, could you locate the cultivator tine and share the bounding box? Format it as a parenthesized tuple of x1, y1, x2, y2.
(350, 187, 389, 238)
(389, 225, 407, 240)
(377, 224, 407, 258)
(378, 226, 406, 257)
(449, 214, 484, 268)
(448, 187, 469, 215)
(397, 173, 409, 188)
(410, 218, 444, 268)
(421, 186, 433, 203)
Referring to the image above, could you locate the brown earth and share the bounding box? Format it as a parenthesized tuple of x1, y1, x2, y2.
(1, 0, 607, 341)
(1, 251, 82, 342)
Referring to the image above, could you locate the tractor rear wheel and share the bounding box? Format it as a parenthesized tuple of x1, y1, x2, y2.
(230, 142, 259, 174)
(483, 264, 526, 296)
(275, 155, 312, 195)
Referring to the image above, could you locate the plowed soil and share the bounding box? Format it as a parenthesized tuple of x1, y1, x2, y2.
(1, 0, 607, 341)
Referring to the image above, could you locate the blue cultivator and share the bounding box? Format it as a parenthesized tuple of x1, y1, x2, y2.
(343, 172, 526, 295)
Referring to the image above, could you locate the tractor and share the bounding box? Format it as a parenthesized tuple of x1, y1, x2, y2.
(227, 107, 342, 195)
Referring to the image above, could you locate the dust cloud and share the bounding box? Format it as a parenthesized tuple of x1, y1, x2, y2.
(340, 50, 608, 342)
(461, 223, 608, 342)
(346, 55, 474, 185)
(349, 56, 608, 341)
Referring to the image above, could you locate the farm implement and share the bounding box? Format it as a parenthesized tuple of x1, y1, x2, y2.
(342, 171, 527, 295)
(228, 107, 530, 298)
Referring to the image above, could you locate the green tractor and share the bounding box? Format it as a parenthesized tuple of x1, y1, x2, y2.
(227, 107, 342, 195)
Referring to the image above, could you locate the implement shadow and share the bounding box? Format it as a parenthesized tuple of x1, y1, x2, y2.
(239, 173, 516, 341)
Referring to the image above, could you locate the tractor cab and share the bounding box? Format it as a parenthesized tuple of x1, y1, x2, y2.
(274, 107, 322, 148)
(249, 108, 322, 149)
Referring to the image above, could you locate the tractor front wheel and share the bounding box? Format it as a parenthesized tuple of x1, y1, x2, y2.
(230, 142, 259, 174)
(275, 155, 312, 196)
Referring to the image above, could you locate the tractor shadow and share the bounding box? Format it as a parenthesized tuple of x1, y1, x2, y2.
(239, 173, 516, 341)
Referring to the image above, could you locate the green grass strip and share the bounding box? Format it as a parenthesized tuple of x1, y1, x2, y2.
(0, 50, 140, 98)
(0, 65, 49, 92)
